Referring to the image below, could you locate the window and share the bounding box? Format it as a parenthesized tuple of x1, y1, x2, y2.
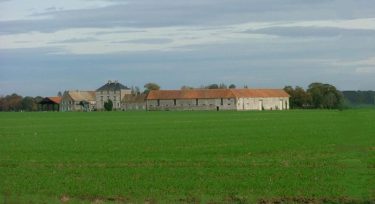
(157, 99, 160, 106)
(174, 99, 177, 106)
(221, 98, 223, 105)
(101, 96, 103, 101)
(196, 99, 198, 106)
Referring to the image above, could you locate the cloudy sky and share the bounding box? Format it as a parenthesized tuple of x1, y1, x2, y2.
(1, 0, 375, 96)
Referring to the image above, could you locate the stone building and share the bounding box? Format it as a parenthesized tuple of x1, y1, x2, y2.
(122, 94, 147, 111)
(146, 89, 289, 111)
(95, 80, 131, 110)
(60, 91, 96, 112)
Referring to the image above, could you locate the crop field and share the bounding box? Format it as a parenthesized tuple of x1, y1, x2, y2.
(0, 110, 374, 203)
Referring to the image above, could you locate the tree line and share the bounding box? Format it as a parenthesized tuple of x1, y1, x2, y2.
(342, 91, 375, 106)
(0, 94, 43, 112)
(284, 83, 344, 109)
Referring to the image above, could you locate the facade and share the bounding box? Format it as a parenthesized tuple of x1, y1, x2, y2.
(146, 89, 289, 111)
(95, 81, 131, 110)
(122, 94, 147, 111)
(60, 91, 96, 112)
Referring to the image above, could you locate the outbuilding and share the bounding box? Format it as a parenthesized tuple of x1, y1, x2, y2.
(146, 89, 289, 111)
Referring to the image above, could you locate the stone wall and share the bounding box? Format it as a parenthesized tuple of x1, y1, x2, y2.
(147, 97, 289, 111)
(147, 98, 237, 111)
(236, 97, 289, 110)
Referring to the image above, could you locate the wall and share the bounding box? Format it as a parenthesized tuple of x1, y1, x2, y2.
(147, 98, 237, 111)
(123, 102, 146, 111)
(236, 97, 289, 110)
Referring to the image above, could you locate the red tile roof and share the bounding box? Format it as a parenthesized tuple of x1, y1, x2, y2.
(47, 97, 62, 104)
(147, 89, 289, 100)
(231, 89, 289, 98)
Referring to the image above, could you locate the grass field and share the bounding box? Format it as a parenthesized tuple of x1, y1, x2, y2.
(0, 110, 374, 203)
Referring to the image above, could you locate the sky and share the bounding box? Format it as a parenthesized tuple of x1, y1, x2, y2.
(1, 0, 375, 96)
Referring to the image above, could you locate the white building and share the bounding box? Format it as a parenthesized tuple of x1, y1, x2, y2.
(146, 89, 289, 111)
(60, 90, 96, 112)
(95, 80, 131, 110)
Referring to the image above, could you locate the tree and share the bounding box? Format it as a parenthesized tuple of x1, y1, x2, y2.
(307, 83, 343, 109)
(21, 96, 38, 111)
(206, 84, 219, 89)
(57, 91, 62, 97)
(144, 83, 160, 94)
(284, 86, 311, 109)
(104, 99, 113, 111)
(229, 84, 236, 89)
(6, 94, 22, 111)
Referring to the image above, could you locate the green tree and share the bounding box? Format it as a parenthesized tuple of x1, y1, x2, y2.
(284, 86, 312, 109)
(144, 83, 160, 94)
(206, 84, 219, 89)
(307, 82, 343, 109)
(21, 96, 38, 111)
(229, 84, 236, 89)
(104, 99, 113, 111)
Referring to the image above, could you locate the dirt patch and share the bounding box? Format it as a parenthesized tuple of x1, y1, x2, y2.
(60, 195, 70, 203)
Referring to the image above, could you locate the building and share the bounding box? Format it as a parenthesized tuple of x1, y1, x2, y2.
(95, 80, 132, 110)
(122, 94, 147, 111)
(39, 97, 61, 111)
(146, 89, 289, 111)
(60, 91, 96, 112)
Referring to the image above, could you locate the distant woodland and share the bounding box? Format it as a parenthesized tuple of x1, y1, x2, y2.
(342, 91, 375, 107)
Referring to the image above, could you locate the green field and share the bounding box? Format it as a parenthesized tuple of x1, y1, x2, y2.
(0, 110, 374, 203)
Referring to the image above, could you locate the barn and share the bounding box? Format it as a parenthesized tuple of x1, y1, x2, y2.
(60, 90, 96, 112)
(146, 89, 289, 111)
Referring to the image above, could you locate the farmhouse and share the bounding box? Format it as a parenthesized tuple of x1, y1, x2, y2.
(60, 91, 96, 112)
(96, 81, 132, 110)
(146, 89, 289, 111)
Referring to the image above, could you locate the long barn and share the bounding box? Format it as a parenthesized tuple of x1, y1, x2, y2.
(146, 89, 289, 111)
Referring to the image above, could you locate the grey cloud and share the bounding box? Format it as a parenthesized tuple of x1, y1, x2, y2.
(47, 37, 99, 44)
(247, 26, 375, 38)
(111, 38, 172, 44)
(95, 30, 146, 35)
(1, 0, 374, 34)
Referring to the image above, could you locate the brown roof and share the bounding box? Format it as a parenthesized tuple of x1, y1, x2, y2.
(231, 89, 289, 98)
(40, 96, 62, 104)
(147, 89, 289, 100)
(48, 96, 62, 104)
(122, 94, 147, 103)
(68, 91, 96, 102)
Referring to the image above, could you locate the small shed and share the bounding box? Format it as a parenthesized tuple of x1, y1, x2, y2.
(39, 97, 61, 111)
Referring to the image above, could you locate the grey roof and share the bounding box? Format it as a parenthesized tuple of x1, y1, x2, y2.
(96, 81, 129, 91)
